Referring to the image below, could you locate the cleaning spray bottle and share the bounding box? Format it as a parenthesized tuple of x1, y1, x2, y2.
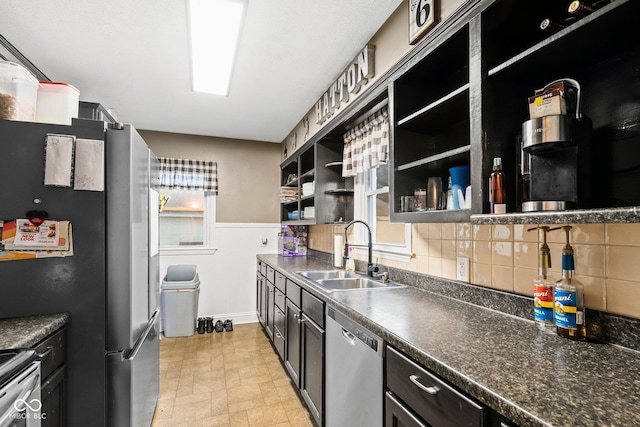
(554, 226, 587, 340)
(528, 226, 559, 334)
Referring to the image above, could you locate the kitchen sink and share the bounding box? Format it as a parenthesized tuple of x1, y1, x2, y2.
(296, 270, 405, 292)
(296, 270, 360, 281)
(315, 277, 404, 292)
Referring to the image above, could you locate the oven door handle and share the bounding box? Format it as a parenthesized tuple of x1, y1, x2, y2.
(0, 364, 41, 425)
(125, 309, 159, 361)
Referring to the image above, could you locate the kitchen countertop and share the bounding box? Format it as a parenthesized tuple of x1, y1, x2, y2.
(0, 313, 70, 349)
(258, 254, 640, 427)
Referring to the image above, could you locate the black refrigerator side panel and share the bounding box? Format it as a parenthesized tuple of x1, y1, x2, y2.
(0, 119, 107, 427)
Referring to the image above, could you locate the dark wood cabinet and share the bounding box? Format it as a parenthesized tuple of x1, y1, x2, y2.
(300, 311, 324, 427)
(284, 298, 302, 387)
(256, 271, 266, 327)
(387, 0, 640, 223)
(265, 280, 275, 341)
(390, 22, 472, 223)
(257, 262, 325, 426)
(34, 327, 66, 427)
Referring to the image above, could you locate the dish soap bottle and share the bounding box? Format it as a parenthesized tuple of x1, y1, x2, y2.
(529, 226, 558, 334)
(554, 226, 586, 340)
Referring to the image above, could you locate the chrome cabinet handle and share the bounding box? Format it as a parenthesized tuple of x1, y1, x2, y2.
(297, 316, 306, 324)
(293, 313, 300, 319)
(275, 332, 283, 339)
(409, 374, 439, 395)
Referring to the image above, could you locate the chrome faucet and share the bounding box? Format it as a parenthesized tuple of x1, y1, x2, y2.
(344, 220, 378, 277)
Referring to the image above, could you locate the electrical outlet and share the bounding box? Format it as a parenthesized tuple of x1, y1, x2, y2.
(457, 256, 469, 282)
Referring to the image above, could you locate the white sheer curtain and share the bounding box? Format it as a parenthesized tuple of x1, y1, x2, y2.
(342, 107, 389, 177)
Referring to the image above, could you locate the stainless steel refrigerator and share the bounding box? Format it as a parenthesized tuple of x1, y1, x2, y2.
(0, 117, 160, 427)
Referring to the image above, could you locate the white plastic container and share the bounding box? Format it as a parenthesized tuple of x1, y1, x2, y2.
(35, 82, 80, 125)
(0, 60, 39, 121)
(302, 181, 315, 197)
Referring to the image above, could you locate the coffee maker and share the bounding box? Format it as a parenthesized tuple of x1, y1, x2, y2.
(520, 78, 592, 212)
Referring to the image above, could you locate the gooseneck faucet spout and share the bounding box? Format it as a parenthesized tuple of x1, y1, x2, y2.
(344, 220, 377, 277)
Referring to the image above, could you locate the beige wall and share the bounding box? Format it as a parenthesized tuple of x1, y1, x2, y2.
(309, 223, 640, 320)
(140, 130, 280, 223)
(281, 0, 467, 158)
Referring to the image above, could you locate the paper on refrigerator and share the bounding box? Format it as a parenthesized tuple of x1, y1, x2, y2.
(0, 219, 74, 260)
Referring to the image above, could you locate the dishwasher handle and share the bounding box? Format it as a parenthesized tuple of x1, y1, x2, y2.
(409, 374, 440, 395)
(341, 328, 356, 345)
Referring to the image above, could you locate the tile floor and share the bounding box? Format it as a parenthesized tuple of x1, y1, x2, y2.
(151, 322, 315, 427)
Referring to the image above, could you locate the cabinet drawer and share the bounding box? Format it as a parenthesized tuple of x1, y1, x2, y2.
(273, 307, 286, 360)
(259, 261, 267, 276)
(275, 271, 286, 292)
(274, 288, 286, 312)
(286, 279, 301, 308)
(301, 290, 324, 328)
(266, 266, 275, 284)
(386, 346, 485, 427)
(34, 327, 66, 380)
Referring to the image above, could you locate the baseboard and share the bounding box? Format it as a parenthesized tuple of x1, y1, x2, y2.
(203, 311, 258, 325)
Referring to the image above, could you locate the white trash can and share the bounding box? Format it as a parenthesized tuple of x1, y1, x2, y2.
(160, 265, 200, 337)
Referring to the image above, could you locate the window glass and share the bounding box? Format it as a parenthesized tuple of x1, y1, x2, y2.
(362, 164, 407, 248)
(372, 193, 405, 245)
(159, 188, 206, 247)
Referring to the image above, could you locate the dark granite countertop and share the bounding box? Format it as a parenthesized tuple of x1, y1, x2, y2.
(258, 254, 640, 427)
(0, 313, 70, 349)
(471, 206, 640, 224)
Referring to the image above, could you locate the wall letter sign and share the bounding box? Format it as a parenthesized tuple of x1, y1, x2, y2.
(409, 0, 438, 45)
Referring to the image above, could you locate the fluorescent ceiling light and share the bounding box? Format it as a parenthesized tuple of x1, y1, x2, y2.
(188, 0, 246, 96)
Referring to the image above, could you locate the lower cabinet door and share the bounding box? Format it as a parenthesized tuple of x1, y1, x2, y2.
(300, 313, 324, 427)
(266, 281, 275, 340)
(284, 299, 301, 387)
(274, 306, 286, 360)
(256, 274, 265, 327)
(385, 392, 428, 427)
(42, 365, 66, 427)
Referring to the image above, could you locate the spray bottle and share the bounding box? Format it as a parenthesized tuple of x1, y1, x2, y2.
(528, 226, 559, 334)
(554, 226, 586, 340)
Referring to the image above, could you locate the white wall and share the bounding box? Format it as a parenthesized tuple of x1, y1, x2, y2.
(160, 223, 280, 325)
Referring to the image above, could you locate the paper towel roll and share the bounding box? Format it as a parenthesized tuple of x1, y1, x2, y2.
(333, 235, 344, 267)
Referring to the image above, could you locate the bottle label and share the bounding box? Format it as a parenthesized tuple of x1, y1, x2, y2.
(493, 204, 506, 214)
(555, 289, 579, 329)
(534, 285, 554, 323)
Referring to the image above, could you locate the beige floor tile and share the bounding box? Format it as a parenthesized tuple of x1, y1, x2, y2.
(153, 322, 313, 427)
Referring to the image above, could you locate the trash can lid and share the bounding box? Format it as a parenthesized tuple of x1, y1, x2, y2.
(161, 278, 200, 291)
(165, 264, 197, 282)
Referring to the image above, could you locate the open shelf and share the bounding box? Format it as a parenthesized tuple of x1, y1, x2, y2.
(397, 145, 471, 172)
(397, 84, 470, 128)
(485, 0, 635, 78)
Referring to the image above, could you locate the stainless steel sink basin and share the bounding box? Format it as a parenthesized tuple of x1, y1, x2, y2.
(296, 269, 404, 292)
(315, 277, 404, 292)
(297, 270, 360, 281)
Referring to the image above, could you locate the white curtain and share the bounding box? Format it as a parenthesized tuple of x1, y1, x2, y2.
(342, 107, 389, 177)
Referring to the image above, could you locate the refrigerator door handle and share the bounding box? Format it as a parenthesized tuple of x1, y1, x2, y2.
(125, 309, 159, 361)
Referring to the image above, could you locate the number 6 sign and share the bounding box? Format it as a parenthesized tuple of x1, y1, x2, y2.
(409, 0, 438, 44)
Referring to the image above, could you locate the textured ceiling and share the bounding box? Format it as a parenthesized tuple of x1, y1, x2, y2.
(0, 0, 402, 142)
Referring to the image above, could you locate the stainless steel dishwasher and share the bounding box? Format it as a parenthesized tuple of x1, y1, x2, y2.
(325, 306, 383, 427)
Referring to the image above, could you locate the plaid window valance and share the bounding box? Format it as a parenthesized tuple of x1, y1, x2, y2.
(342, 106, 389, 177)
(158, 157, 218, 193)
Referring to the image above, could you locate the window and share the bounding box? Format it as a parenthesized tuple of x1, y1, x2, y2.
(355, 162, 412, 262)
(159, 189, 215, 247)
(157, 157, 218, 253)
